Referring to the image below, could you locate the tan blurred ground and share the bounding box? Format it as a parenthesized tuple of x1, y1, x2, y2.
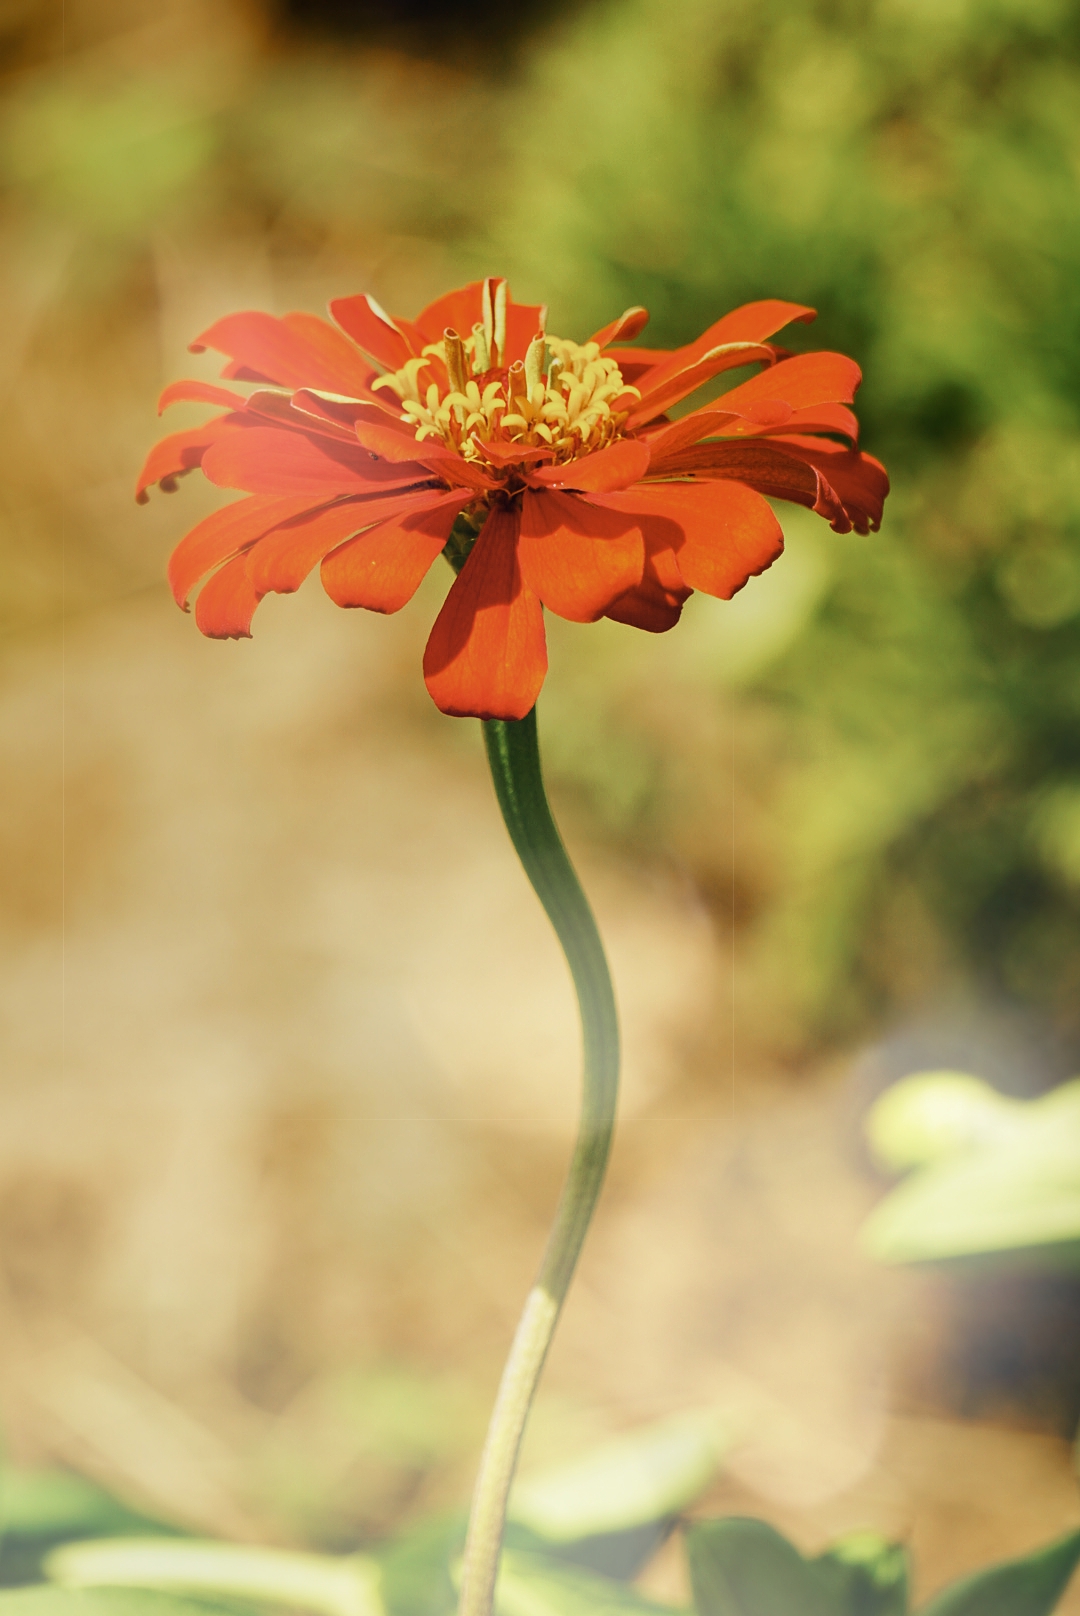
(1, 0, 1078, 1599)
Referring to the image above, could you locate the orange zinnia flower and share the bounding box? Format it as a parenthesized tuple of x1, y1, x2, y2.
(139, 277, 888, 720)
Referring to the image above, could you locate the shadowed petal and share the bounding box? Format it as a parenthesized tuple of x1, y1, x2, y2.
(290, 391, 399, 433)
(423, 505, 547, 720)
(518, 489, 644, 622)
(321, 490, 473, 612)
(202, 426, 437, 496)
(525, 439, 650, 493)
(765, 436, 889, 532)
(644, 440, 842, 522)
(191, 491, 445, 639)
(595, 482, 783, 599)
(352, 417, 498, 492)
(646, 399, 859, 460)
(605, 534, 690, 633)
(248, 491, 451, 597)
(244, 391, 361, 443)
(168, 493, 325, 608)
(502, 299, 549, 364)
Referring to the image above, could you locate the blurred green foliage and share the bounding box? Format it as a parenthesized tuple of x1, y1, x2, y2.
(861, 1070, 1080, 1263)
(9, 1434, 1078, 1616)
(483, 0, 1080, 1043)
(6, 0, 1080, 1047)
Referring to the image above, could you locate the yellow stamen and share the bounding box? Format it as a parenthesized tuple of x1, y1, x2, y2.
(444, 327, 470, 395)
(493, 281, 507, 369)
(379, 326, 639, 467)
(525, 335, 547, 393)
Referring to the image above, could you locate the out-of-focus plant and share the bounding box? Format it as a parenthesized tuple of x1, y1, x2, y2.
(2, 1423, 1077, 1616)
(861, 1071, 1080, 1265)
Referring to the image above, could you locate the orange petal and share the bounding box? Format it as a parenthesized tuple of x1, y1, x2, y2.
(290, 391, 396, 433)
(473, 439, 552, 468)
(329, 294, 419, 369)
(645, 410, 746, 461)
(423, 505, 547, 720)
(644, 439, 832, 513)
(190, 311, 376, 397)
(202, 426, 436, 496)
(193, 552, 259, 639)
(168, 492, 324, 608)
(614, 301, 815, 395)
(350, 409, 430, 456)
(249, 491, 450, 597)
(596, 482, 783, 600)
(713, 351, 862, 413)
(517, 489, 644, 622)
(756, 403, 859, 442)
(502, 300, 549, 364)
(190, 491, 448, 640)
(244, 390, 361, 443)
(157, 379, 247, 414)
(674, 300, 815, 364)
(525, 439, 650, 493)
(136, 414, 243, 502)
(764, 436, 889, 533)
(321, 490, 473, 612)
(605, 533, 690, 633)
(627, 343, 778, 427)
(590, 306, 650, 349)
(352, 416, 497, 492)
(414, 281, 486, 342)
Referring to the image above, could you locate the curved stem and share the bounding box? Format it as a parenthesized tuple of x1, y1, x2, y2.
(457, 707, 620, 1616)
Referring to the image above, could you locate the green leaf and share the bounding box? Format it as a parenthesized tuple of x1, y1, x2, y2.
(0, 1471, 159, 1542)
(376, 1514, 464, 1616)
(46, 1540, 382, 1616)
(688, 1520, 910, 1616)
(687, 1519, 833, 1616)
(917, 1529, 1080, 1616)
(0, 1592, 237, 1616)
(811, 1532, 909, 1616)
(495, 1550, 683, 1616)
(864, 1073, 1024, 1173)
(509, 1412, 726, 1542)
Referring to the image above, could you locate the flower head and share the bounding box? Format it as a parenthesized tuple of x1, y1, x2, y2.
(139, 277, 888, 720)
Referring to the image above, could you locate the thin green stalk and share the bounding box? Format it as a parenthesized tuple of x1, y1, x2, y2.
(457, 707, 620, 1616)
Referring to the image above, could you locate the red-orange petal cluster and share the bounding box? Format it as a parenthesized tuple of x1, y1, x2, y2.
(139, 278, 888, 720)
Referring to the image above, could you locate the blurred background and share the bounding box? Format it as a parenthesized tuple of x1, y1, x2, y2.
(3, 0, 1080, 1603)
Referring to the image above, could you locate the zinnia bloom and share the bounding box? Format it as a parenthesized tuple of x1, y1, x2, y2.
(139, 277, 888, 720)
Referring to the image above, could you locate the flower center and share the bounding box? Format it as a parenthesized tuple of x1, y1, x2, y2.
(371, 324, 639, 467)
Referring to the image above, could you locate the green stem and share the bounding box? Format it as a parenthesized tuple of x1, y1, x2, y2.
(457, 708, 620, 1616)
